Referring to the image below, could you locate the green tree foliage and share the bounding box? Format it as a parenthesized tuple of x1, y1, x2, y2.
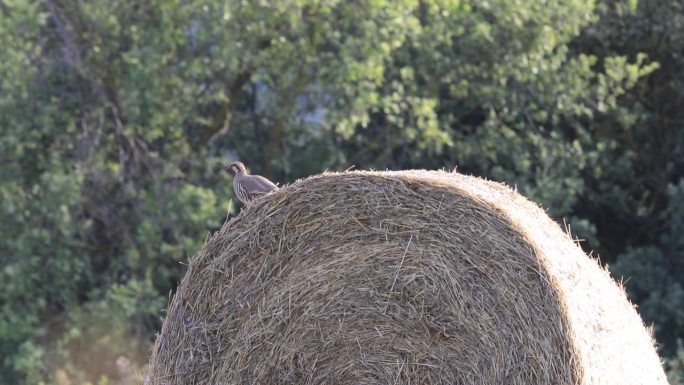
(668, 341, 684, 385)
(613, 180, 684, 381)
(0, 0, 681, 383)
(573, 0, 684, 257)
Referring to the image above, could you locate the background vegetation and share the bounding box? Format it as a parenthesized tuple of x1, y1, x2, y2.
(1, 0, 682, 383)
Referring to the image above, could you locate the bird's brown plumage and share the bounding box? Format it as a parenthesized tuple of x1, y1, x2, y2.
(228, 161, 278, 204)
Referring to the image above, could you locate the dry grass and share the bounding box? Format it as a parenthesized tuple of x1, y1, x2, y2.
(145, 170, 667, 384)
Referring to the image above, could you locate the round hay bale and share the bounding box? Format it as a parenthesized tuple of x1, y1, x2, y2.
(146, 171, 666, 385)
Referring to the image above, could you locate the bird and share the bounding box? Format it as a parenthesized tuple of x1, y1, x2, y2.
(227, 161, 278, 204)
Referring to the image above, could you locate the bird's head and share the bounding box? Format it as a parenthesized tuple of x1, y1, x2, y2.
(227, 161, 247, 175)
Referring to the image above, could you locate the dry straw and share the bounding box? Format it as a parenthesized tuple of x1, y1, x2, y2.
(146, 170, 667, 384)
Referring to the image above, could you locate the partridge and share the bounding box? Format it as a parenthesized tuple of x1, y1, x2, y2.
(227, 161, 278, 204)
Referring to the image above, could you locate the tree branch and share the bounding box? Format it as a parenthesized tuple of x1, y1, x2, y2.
(261, 71, 313, 177)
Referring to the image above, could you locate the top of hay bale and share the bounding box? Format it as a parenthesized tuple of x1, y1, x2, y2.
(146, 170, 666, 385)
